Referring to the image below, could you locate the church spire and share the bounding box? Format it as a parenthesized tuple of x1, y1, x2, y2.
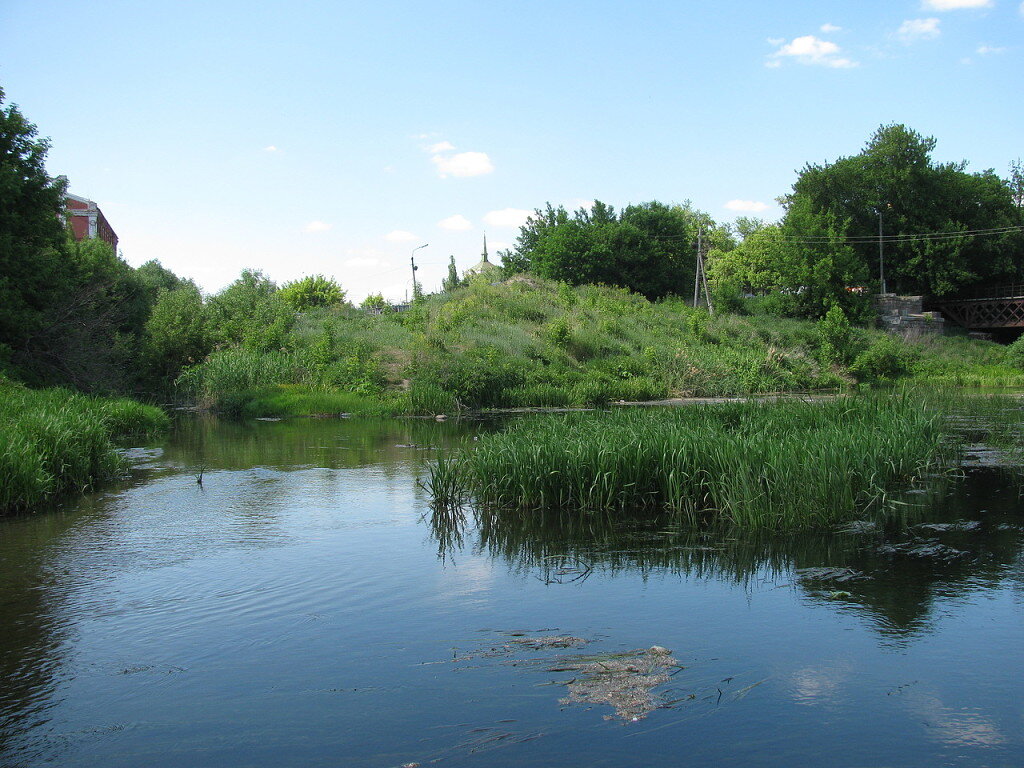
(481, 233, 489, 263)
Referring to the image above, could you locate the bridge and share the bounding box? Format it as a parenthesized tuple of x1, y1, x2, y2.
(936, 284, 1024, 330)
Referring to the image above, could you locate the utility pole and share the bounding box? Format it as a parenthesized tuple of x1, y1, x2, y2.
(410, 243, 428, 299)
(877, 210, 887, 295)
(693, 226, 714, 315)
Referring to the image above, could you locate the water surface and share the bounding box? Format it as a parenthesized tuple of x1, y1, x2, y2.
(1, 415, 1022, 767)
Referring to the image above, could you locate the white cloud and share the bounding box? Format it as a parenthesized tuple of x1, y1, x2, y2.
(898, 18, 941, 42)
(820, 23, 842, 33)
(767, 36, 785, 45)
(922, 0, 991, 9)
(384, 230, 418, 242)
(263, 145, 278, 152)
(483, 208, 533, 228)
(724, 199, 770, 212)
(428, 141, 456, 154)
(1020, 1, 1024, 16)
(977, 44, 1005, 54)
(303, 220, 332, 232)
(432, 150, 495, 178)
(438, 214, 473, 231)
(768, 35, 858, 68)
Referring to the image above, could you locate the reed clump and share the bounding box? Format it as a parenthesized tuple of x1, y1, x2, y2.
(429, 393, 950, 530)
(0, 384, 169, 514)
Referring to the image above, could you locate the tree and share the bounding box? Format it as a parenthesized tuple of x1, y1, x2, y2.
(280, 274, 346, 312)
(207, 269, 292, 352)
(786, 124, 1023, 297)
(501, 200, 733, 301)
(441, 256, 463, 292)
(0, 87, 73, 372)
(360, 293, 389, 312)
(143, 284, 211, 384)
(1009, 159, 1024, 211)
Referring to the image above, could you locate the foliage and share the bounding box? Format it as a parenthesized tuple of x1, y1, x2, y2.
(428, 393, 949, 530)
(280, 274, 346, 312)
(501, 200, 733, 301)
(848, 336, 917, 383)
(207, 269, 294, 352)
(817, 305, 855, 366)
(785, 124, 1023, 297)
(0, 87, 72, 372)
(1004, 334, 1024, 370)
(360, 293, 389, 312)
(144, 283, 212, 385)
(0, 384, 168, 514)
(442, 255, 464, 292)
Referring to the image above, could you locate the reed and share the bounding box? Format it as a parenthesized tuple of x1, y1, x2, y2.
(428, 392, 951, 530)
(0, 385, 169, 514)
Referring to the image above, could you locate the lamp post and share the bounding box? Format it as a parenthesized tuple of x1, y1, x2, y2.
(410, 243, 428, 299)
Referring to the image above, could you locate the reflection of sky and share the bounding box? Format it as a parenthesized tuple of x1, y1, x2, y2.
(433, 557, 498, 607)
(788, 661, 852, 707)
(906, 692, 1007, 749)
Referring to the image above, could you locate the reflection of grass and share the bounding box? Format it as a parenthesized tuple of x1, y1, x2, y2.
(0, 384, 169, 514)
(429, 392, 951, 530)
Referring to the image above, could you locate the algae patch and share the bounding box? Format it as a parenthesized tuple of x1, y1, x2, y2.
(553, 646, 679, 721)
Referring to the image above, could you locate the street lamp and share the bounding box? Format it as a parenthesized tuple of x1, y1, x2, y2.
(410, 243, 428, 298)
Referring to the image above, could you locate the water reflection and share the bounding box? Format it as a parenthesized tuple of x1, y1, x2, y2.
(430, 468, 1024, 642)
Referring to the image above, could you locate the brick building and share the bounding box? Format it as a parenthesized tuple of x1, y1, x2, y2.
(65, 193, 118, 253)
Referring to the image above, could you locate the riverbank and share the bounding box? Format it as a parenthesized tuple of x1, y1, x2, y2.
(178, 278, 1024, 418)
(0, 382, 169, 514)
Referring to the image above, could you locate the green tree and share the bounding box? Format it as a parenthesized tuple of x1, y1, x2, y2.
(280, 274, 346, 312)
(441, 255, 463, 292)
(207, 269, 292, 352)
(0, 87, 73, 374)
(502, 200, 732, 301)
(360, 293, 389, 312)
(787, 124, 1022, 297)
(143, 284, 211, 385)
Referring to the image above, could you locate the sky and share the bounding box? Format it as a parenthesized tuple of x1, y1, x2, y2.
(1, 0, 1021, 302)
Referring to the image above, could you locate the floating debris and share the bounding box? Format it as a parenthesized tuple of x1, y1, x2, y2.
(446, 636, 680, 721)
(877, 540, 969, 561)
(835, 520, 877, 535)
(915, 520, 981, 533)
(554, 646, 680, 722)
(795, 566, 866, 582)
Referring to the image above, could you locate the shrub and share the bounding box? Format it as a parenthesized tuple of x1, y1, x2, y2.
(849, 336, 917, 382)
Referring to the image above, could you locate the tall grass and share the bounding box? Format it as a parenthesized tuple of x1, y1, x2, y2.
(428, 393, 951, 530)
(0, 385, 169, 514)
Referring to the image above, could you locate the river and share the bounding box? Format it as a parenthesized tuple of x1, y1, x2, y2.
(0, 414, 1022, 767)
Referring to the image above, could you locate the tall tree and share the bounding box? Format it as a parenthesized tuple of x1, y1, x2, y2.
(786, 124, 1023, 297)
(501, 200, 732, 301)
(0, 87, 72, 373)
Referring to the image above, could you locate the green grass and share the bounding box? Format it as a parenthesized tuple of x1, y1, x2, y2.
(0, 383, 169, 514)
(427, 392, 952, 530)
(221, 385, 407, 418)
(177, 277, 1024, 416)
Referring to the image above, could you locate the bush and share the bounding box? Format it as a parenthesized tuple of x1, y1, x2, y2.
(849, 336, 917, 382)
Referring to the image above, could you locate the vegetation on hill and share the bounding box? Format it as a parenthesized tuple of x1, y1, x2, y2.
(173, 276, 1024, 417)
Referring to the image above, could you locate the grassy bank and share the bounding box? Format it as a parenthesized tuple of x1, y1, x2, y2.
(427, 393, 951, 530)
(177, 277, 1024, 417)
(0, 383, 170, 514)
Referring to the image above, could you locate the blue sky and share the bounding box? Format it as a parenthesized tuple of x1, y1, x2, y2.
(2, 0, 1021, 302)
